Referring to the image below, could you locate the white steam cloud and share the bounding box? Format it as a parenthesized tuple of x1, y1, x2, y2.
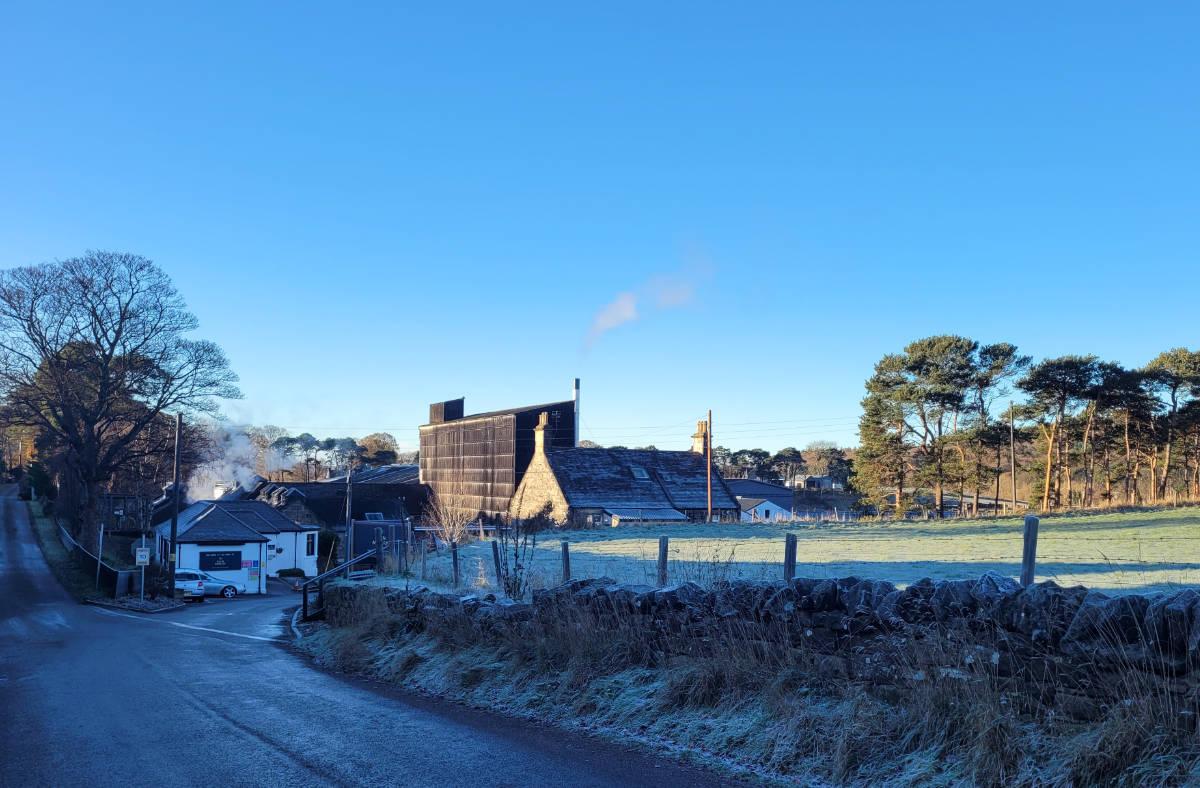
(186, 426, 270, 502)
(584, 266, 707, 349)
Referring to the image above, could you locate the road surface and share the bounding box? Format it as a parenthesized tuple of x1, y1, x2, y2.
(0, 487, 737, 787)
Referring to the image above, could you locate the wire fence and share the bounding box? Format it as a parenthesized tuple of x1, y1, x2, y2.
(368, 514, 1200, 598)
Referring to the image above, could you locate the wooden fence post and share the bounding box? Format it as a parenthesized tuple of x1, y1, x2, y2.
(657, 536, 669, 587)
(560, 540, 571, 583)
(451, 540, 460, 587)
(491, 539, 504, 590)
(420, 539, 427, 581)
(783, 533, 797, 581)
(374, 527, 384, 571)
(405, 521, 414, 566)
(478, 518, 485, 540)
(1020, 515, 1039, 586)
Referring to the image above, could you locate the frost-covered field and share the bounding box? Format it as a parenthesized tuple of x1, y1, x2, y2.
(389, 506, 1200, 595)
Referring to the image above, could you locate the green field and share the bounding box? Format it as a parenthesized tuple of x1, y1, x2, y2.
(403, 506, 1200, 596)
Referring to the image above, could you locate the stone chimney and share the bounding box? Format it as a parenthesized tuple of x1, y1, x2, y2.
(535, 412, 552, 455)
(691, 420, 709, 454)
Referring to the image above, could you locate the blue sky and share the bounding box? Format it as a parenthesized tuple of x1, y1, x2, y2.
(2, 4, 1197, 452)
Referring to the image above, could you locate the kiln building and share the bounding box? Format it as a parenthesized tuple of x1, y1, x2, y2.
(419, 381, 580, 519)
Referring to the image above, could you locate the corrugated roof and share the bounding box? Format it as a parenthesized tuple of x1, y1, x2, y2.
(323, 465, 420, 485)
(605, 507, 688, 521)
(726, 479, 795, 511)
(419, 399, 574, 429)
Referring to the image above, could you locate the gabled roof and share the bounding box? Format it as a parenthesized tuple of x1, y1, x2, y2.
(253, 481, 427, 527)
(545, 448, 738, 512)
(155, 500, 314, 544)
(157, 504, 268, 545)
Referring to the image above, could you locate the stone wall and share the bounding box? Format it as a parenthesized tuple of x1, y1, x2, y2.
(507, 448, 570, 524)
(324, 573, 1200, 719)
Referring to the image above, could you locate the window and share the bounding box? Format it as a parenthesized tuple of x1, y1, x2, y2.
(630, 466, 649, 480)
(306, 533, 317, 557)
(365, 512, 384, 521)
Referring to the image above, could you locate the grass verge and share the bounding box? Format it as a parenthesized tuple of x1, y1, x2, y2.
(299, 591, 1200, 787)
(27, 501, 104, 602)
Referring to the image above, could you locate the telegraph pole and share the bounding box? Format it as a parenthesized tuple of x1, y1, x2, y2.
(1008, 402, 1018, 513)
(343, 461, 354, 577)
(167, 413, 182, 595)
(706, 409, 713, 523)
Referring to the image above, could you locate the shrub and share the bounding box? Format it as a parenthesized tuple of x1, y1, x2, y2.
(277, 567, 307, 579)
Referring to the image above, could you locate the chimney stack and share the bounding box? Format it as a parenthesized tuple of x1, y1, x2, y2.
(691, 420, 710, 454)
(535, 411, 552, 455)
(572, 378, 580, 447)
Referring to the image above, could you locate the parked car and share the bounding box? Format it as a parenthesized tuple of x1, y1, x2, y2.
(173, 571, 207, 602)
(197, 571, 246, 599)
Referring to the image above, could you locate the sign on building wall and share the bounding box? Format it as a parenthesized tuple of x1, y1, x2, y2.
(199, 551, 242, 571)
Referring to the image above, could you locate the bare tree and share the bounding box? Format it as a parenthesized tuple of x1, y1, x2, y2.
(423, 481, 477, 546)
(0, 251, 240, 547)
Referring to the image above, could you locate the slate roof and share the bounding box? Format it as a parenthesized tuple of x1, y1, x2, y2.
(725, 479, 795, 511)
(545, 448, 738, 512)
(155, 500, 315, 544)
(156, 502, 267, 545)
(253, 481, 427, 526)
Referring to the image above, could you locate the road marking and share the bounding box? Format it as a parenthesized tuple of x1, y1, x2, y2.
(90, 608, 285, 642)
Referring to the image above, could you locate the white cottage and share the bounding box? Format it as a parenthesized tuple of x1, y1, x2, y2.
(156, 500, 320, 593)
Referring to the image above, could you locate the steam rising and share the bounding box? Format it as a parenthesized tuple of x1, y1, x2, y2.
(584, 266, 707, 348)
(186, 426, 282, 502)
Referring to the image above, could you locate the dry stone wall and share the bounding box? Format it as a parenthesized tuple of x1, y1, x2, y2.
(325, 573, 1200, 719)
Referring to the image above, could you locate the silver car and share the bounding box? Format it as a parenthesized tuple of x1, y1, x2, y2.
(178, 570, 246, 599)
(172, 570, 207, 601)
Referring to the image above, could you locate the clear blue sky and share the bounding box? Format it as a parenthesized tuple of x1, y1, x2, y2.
(2, 4, 1197, 452)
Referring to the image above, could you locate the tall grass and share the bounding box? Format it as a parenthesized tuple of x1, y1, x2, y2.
(306, 586, 1200, 786)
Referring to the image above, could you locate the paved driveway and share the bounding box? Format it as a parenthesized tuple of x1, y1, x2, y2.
(0, 487, 738, 787)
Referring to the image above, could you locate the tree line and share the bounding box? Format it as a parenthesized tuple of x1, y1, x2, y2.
(855, 335, 1200, 517)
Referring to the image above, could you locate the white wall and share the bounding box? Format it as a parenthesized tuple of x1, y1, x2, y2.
(263, 531, 319, 578)
(740, 502, 791, 523)
(177, 542, 267, 594)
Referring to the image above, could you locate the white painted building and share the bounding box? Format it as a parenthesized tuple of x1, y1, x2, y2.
(156, 500, 320, 594)
(738, 497, 792, 523)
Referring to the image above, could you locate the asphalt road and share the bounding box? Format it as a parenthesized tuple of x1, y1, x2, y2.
(0, 487, 739, 787)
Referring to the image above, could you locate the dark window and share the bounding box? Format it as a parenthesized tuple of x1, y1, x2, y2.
(306, 533, 316, 557)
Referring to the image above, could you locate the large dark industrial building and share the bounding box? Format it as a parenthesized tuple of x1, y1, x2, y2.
(419, 381, 580, 519)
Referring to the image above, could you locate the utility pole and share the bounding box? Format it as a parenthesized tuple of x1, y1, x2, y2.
(706, 409, 713, 523)
(343, 460, 354, 577)
(167, 413, 182, 596)
(1009, 402, 1018, 513)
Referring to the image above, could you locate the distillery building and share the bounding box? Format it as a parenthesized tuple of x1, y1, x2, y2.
(418, 381, 580, 520)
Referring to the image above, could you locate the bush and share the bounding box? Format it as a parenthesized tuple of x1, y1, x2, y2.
(278, 567, 307, 579)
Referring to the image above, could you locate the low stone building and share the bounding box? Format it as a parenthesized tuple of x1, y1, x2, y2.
(509, 415, 739, 526)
